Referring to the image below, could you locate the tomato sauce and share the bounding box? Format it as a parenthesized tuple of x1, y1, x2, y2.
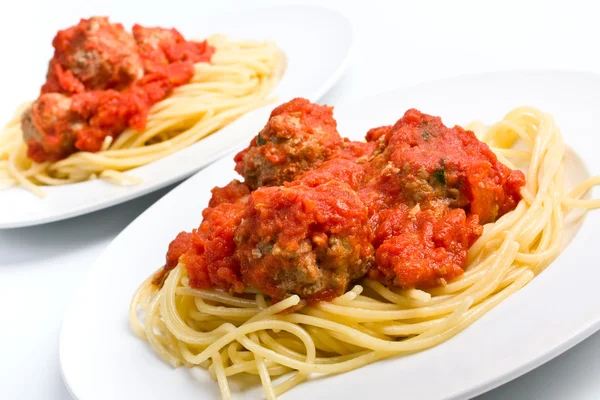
(159, 100, 526, 300)
(26, 17, 214, 162)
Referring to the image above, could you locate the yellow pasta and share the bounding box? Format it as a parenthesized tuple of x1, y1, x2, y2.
(130, 107, 600, 399)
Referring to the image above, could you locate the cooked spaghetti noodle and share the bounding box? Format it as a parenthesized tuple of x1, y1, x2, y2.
(130, 107, 599, 399)
(0, 35, 284, 196)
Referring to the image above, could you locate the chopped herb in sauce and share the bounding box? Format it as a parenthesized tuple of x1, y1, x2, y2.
(433, 158, 446, 185)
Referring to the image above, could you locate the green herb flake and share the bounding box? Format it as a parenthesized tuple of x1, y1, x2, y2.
(433, 158, 446, 185)
(256, 133, 266, 146)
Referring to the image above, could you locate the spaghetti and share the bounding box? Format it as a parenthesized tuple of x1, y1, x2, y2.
(130, 107, 599, 399)
(0, 35, 284, 196)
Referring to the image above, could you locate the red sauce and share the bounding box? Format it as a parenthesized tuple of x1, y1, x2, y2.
(25, 17, 214, 162)
(370, 206, 482, 287)
(236, 180, 372, 300)
(159, 100, 526, 301)
(155, 181, 249, 292)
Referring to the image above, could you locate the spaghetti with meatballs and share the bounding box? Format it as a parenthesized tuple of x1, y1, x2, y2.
(130, 98, 600, 399)
(0, 17, 284, 196)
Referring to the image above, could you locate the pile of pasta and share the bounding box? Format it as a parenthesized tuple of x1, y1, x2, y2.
(130, 107, 600, 399)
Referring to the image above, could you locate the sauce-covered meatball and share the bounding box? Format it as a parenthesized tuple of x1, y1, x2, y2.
(43, 17, 143, 94)
(21, 93, 82, 162)
(361, 109, 525, 223)
(234, 98, 342, 189)
(361, 109, 524, 288)
(235, 180, 374, 301)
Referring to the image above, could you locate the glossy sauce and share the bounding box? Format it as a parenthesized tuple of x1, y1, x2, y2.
(160, 99, 525, 301)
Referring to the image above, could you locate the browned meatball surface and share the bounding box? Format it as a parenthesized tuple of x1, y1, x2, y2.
(42, 17, 143, 94)
(234, 180, 374, 301)
(234, 98, 342, 189)
(21, 93, 83, 161)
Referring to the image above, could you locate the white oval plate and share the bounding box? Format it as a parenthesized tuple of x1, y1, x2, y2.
(0, 5, 353, 229)
(60, 71, 600, 400)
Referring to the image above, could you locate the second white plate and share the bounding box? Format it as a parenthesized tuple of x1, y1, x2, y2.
(0, 5, 354, 229)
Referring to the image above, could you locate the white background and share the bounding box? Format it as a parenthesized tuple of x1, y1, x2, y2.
(1, 0, 600, 399)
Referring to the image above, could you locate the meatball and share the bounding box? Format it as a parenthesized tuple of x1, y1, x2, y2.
(21, 93, 82, 162)
(358, 109, 524, 289)
(42, 17, 143, 94)
(362, 109, 525, 223)
(234, 180, 374, 301)
(234, 98, 342, 189)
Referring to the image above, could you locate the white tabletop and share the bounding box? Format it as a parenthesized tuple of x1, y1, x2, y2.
(2, 0, 600, 399)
